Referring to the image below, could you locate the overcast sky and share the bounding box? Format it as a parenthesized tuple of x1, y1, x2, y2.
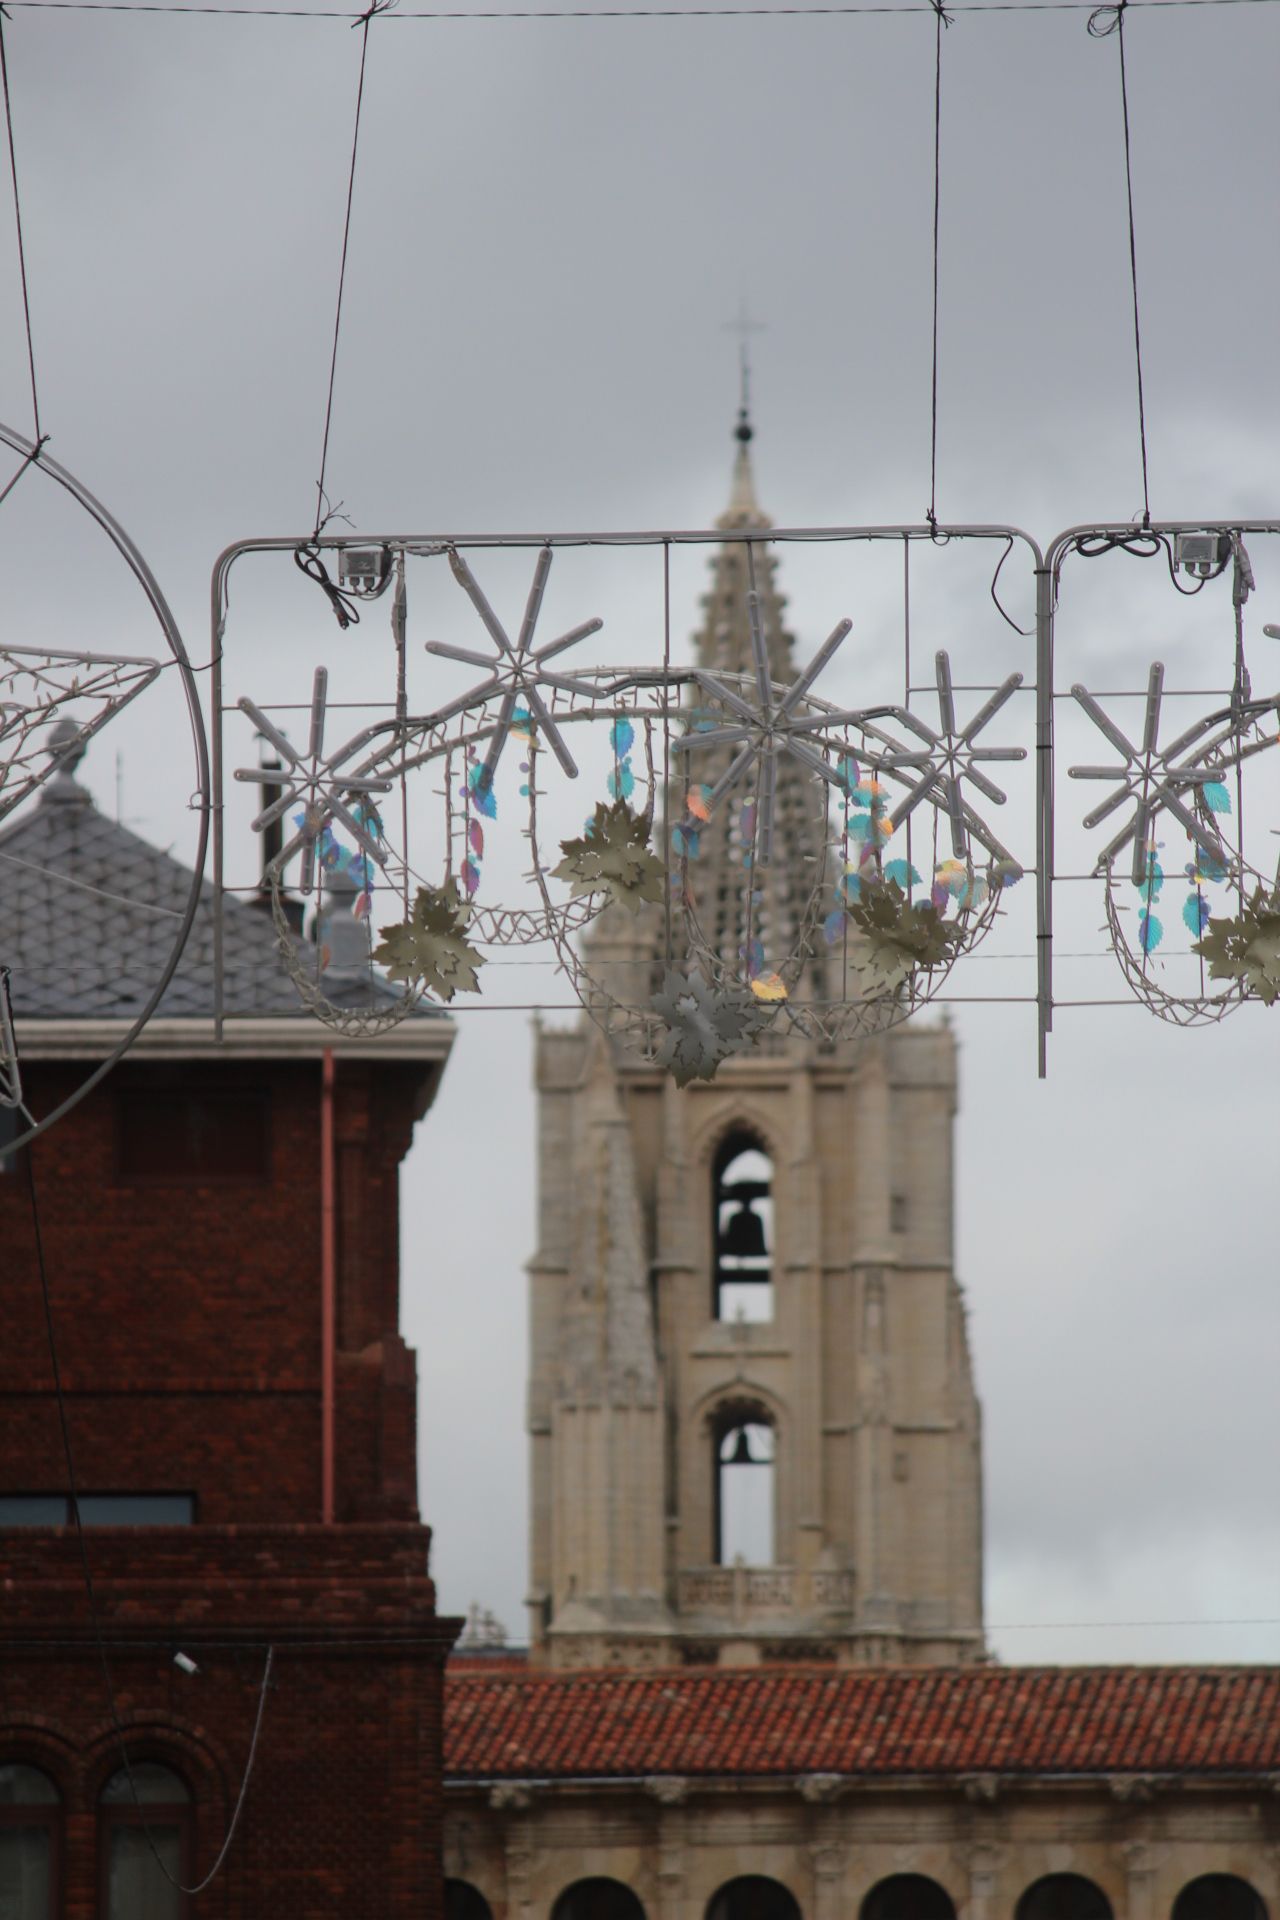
(2, 0, 1278, 1665)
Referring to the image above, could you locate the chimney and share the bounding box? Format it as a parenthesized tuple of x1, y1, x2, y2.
(253, 749, 305, 935)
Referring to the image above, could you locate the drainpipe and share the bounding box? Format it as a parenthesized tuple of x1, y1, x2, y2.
(321, 1047, 336, 1524)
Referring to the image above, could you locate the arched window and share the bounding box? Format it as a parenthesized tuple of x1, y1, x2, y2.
(706, 1875, 802, 1920)
(714, 1405, 776, 1566)
(0, 1764, 60, 1920)
(100, 1761, 191, 1918)
(713, 1136, 773, 1323)
(861, 1874, 957, 1920)
(447, 1879, 496, 1920)
(1016, 1876, 1114, 1920)
(551, 1878, 647, 1920)
(1173, 1876, 1268, 1920)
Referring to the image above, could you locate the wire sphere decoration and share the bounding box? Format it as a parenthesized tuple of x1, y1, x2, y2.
(0, 421, 210, 1150)
(1094, 703, 1280, 1028)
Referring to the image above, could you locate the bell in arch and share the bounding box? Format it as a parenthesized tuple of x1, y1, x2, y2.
(718, 1196, 768, 1261)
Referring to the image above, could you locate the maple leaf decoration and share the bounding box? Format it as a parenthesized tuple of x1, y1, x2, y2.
(846, 874, 967, 995)
(1191, 886, 1280, 1006)
(554, 799, 665, 916)
(649, 966, 766, 1086)
(372, 880, 485, 1003)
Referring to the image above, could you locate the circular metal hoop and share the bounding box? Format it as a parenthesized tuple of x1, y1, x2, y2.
(0, 422, 210, 1151)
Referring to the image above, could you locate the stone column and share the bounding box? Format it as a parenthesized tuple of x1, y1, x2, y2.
(965, 1843, 1002, 1920)
(648, 1780, 690, 1920)
(491, 1788, 538, 1920)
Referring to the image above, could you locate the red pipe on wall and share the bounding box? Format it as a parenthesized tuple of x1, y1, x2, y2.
(320, 1046, 336, 1525)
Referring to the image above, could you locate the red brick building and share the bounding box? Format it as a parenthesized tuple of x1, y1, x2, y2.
(0, 749, 460, 1916)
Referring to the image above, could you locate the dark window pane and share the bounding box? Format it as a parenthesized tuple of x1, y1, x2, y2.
(862, 1877, 957, 1920)
(108, 1823, 182, 1919)
(1173, 1877, 1268, 1920)
(0, 1498, 67, 1528)
(1016, 1876, 1113, 1920)
(101, 1766, 190, 1808)
(552, 1879, 648, 1920)
(117, 1089, 268, 1181)
(447, 1881, 496, 1920)
(706, 1877, 802, 1920)
(0, 1826, 51, 1918)
(77, 1496, 193, 1527)
(0, 1768, 58, 1807)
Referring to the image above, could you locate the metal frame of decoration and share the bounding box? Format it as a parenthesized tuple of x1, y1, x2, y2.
(208, 517, 1280, 1076)
(210, 523, 1037, 1064)
(0, 420, 210, 1149)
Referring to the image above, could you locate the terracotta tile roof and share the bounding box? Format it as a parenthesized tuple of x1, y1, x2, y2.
(444, 1666, 1280, 1781)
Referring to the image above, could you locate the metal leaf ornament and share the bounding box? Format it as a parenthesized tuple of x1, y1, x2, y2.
(649, 966, 765, 1086)
(554, 799, 665, 916)
(1191, 887, 1280, 1006)
(846, 874, 967, 995)
(372, 879, 485, 1003)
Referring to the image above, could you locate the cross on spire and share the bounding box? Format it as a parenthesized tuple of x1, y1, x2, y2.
(723, 299, 766, 440)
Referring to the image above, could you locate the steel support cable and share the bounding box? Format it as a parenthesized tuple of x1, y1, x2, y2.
(310, 0, 391, 538)
(1088, 0, 1151, 524)
(7, 0, 1280, 15)
(925, 0, 950, 535)
(0, 7, 44, 446)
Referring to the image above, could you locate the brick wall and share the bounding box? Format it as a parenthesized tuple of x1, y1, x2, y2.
(1, 1050, 460, 1916)
(2, 1525, 459, 1919)
(1, 1056, 428, 1523)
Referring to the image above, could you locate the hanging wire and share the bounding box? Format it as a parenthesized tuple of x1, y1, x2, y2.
(7, 0, 1280, 15)
(1088, 0, 1151, 524)
(0, 6, 47, 449)
(925, 0, 950, 535)
(312, 0, 394, 539)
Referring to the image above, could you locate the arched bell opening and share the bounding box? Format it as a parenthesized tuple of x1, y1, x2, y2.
(713, 1134, 774, 1324)
(712, 1401, 776, 1566)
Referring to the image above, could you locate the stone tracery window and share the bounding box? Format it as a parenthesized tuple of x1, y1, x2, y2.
(1015, 1875, 1114, 1920)
(860, 1874, 957, 1920)
(713, 1134, 773, 1323)
(1173, 1876, 1268, 1920)
(0, 1764, 60, 1920)
(713, 1403, 776, 1567)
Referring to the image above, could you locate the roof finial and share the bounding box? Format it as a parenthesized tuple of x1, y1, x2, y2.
(724, 298, 765, 447)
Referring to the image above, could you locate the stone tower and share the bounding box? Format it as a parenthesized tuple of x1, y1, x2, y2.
(526, 414, 985, 1669)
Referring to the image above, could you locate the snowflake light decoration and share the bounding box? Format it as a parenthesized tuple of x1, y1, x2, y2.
(235, 666, 393, 894)
(859, 651, 1026, 866)
(424, 546, 603, 789)
(672, 584, 865, 864)
(1068, 662, 1234, 883)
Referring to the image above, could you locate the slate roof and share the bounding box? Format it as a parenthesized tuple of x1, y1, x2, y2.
(444, 1666, 1280, 1780)
(0, 768, 403, 1022)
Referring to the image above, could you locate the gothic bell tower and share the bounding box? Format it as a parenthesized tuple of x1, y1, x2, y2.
(526, 412, 986, 1669)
